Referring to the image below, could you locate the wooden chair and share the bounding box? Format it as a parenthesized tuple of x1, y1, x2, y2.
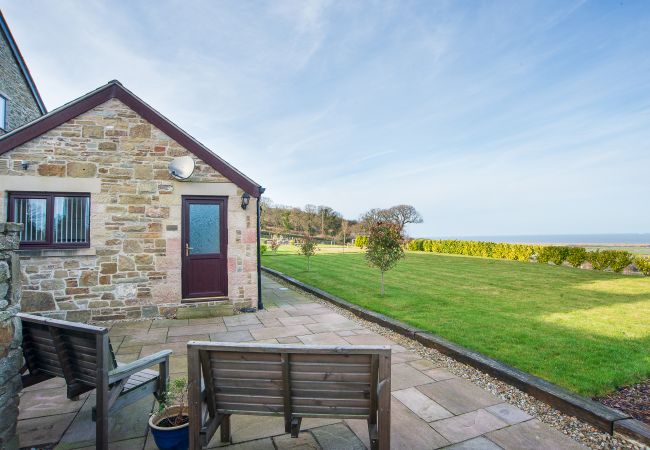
(187, 341, 391, 450)
(18, 313, 172, 450)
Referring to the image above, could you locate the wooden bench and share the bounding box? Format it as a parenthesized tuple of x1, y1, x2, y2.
(18, 313, 172, 450)
(187, 342, 391, 450)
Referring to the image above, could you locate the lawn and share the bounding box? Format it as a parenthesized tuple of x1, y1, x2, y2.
(262, 250, 650, 397)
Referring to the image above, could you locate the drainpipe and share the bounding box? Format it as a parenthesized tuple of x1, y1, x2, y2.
(257, 187, 266, 310)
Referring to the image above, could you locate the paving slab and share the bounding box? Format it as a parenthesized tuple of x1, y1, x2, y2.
(251, 324, 310, 340)
(206, 414, 340, 446)
(19, 387, 89, 419)
(308, 312, 352, 323)
(167, 333, 210, 343)
(168, 324, 227, 336)
(18, 412, 77, 448)
(278, 315, 317, 326)
(391, 363, 435, 391)
(391, 351, 422, 364)
(423, 368, 458, 381)
(418, 378, 502, 415)
(311, 423, 365, 449)
(227, 323, 266, 332)
(258, 317, 283, 327)
(150, 318, 188, 328)
(485, 403, 533, 425)
(430, 409, 507, 444)
(224, 314, 261, 327)
(393, 387, 453, 422)
(485, 419, 587, 449)
(347, 397, 450, 449)
(273, 431, 321, 449)
(140, 341, 187, 357)
(305, 320, 362, 333)
(188, 316, 225, 325)
(442, 436, 503, 449)
(56, 394, 153, 449)
(209, 437, 276, 449)
(120, 329, 167, 347)
(298, 332, 350, 345)
(74, 436, 146, 450)
(408, 358, 438, 371)
(209, 330, 255, 342)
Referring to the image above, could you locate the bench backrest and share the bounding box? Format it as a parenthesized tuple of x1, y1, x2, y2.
(188, 341, 391, 420)
(19, 313, 116, 388)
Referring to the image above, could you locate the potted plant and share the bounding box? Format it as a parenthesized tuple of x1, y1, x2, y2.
(149, 377, 190, 450)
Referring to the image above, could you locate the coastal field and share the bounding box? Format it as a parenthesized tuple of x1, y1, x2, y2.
(262, 250, 650, 397)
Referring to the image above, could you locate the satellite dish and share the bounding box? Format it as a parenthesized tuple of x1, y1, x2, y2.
(168, 156, 195, 181)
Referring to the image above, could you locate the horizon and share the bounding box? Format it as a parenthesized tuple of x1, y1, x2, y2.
(2, 1, 649, 237)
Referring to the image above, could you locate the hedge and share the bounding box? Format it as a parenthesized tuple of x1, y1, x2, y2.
(405, 239, 643, 275)
(635, 256, 650, 276)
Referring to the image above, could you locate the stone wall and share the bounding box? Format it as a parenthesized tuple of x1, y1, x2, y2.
(0, 98, 258, 321)
(0, 223, 22, 450)
(0, 29, 43, 134)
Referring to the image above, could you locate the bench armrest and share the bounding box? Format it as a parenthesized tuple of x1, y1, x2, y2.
(108, 350, 172, 384)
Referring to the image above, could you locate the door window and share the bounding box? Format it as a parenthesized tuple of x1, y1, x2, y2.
(188, 203, 220, 255)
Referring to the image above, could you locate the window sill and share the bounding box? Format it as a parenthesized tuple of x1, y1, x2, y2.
(18, 247, 96, 257)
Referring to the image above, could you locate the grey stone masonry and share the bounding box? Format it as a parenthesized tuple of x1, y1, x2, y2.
(0, 28, 43, 134)
(0, 222, 23, 450)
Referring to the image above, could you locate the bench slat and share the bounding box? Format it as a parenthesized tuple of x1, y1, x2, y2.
(290, 362, 371, 374)
(210, 352, 280, 363)
(291, 353, 371, 364)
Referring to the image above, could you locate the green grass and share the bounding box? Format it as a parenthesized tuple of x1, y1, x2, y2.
(262, 251, 650, 397)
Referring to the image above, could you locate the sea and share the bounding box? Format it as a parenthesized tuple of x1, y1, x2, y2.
(431, 234, 650, 245)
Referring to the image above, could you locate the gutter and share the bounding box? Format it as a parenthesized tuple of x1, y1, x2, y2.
(256, 187, 266, 310)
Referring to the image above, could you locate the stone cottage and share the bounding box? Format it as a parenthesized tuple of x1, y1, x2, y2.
(0, 10, 47, 135)
(0, 80, 265, 321)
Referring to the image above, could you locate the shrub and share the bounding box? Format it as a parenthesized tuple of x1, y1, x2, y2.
(588, 250, 614, 271)
(536, 246, 552, 264)
(635, 256, 650, 276)
(609, 251, 633, 273)
(354, 235, 369, 248)
(566, 247, 588, 268)
(260, 244, 267, 255)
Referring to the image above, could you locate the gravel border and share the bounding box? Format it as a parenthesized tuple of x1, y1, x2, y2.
(269, 276, 646, 450)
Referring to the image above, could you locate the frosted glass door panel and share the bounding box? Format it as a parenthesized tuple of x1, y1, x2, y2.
(189, 203, 220, 254)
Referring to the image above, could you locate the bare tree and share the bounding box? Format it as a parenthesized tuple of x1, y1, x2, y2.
(359, 208, 388, 231)
(383, 205, 423, 233)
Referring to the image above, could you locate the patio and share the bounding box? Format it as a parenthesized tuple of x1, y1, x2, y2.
(16, 275, 587, 449)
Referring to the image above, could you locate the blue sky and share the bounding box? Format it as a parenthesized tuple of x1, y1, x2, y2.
(3, 1, 650, 237)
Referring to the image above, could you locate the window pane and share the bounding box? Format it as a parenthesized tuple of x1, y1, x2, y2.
(0, 97, 6, 129)
(13, 198, 47, 242)
(189, 203, 220, 254)
(54, 196, 90, 244)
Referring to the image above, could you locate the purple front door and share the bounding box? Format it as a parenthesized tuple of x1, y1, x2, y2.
(181, 196, 228, 299)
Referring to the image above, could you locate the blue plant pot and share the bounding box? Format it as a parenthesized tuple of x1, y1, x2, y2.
(149, 407, 189, 450)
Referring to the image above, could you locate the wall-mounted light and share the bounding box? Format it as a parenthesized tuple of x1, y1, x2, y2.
(241, 192, 251, 210)
(21, 161, 29, 170)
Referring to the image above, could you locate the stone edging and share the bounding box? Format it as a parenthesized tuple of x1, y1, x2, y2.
(262, 266, 650, 446)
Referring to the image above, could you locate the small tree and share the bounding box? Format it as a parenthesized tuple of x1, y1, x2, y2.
(298, 236, 318, 271)
(365, 222, 404, 296)
(269, 236, 281, 254)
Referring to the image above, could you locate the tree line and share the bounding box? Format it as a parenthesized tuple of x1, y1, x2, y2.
(261, 198, 423, 242)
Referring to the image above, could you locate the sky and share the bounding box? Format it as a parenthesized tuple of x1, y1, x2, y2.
(2, 0, 650, 237)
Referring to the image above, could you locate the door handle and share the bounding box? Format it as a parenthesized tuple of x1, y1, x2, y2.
(185, 243, 194, 256)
